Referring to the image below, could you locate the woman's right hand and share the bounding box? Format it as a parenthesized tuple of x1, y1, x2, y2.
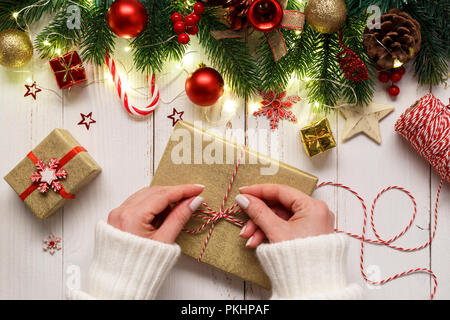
(235, 184, 335, 248)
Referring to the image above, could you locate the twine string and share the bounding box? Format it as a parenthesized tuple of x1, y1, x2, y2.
(183, 147, 246, 262)
(317, 179, 443, 300)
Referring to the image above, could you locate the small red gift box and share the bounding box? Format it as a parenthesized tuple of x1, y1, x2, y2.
(49, 51, 87, 89)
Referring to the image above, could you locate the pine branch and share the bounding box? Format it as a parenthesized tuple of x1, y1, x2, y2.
(132, 0, 186, 74)
(35, 9, 81, 59)
(197, 8, 258, 99)
(0, 0, 67, 31)
(79, 4, 115, 65)
(406, 0, 450, 86)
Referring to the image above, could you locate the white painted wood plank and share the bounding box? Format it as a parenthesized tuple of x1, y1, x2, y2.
(154, 39, 246, 299)
(0, 53, 63, 299)
(337, 72, 432, 299)
(430, 86, 449, 300)
(62, 39, 154, 298)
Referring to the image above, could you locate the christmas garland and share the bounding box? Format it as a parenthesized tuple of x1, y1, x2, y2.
(0, 0, 448, 112)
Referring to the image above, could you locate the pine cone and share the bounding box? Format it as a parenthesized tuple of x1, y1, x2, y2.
(363, 9, 421, 70)
(224, 0, 255, 30)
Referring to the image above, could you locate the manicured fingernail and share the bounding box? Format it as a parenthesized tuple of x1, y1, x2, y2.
(239, 186, 248, 191)
(189, 196, 204, 212)
(235, 194, 249, 209)
(246, 236, 253, 247)
(194, 184, 205, 188)
(239, 224, 247, 236)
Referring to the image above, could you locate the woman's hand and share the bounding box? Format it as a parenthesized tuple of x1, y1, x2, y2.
(108, 184, 204, 244)
(235, 184, 335, 248)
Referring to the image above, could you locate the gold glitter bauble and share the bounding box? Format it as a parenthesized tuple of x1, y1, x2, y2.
(0, 29, 33, 69)
(305, 0, 347, 34)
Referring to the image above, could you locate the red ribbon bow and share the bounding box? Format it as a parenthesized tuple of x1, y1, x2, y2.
(19, 146, 87, 201)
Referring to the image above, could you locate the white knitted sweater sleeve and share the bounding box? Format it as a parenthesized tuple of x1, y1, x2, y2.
(68, 221, 180, 300)
(256, 233, 363, 299)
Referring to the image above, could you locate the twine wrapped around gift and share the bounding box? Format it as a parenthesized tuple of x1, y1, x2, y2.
(53, 52, 84, 85)
(183, 148, 246, 262)
(211, 1, 305, 62)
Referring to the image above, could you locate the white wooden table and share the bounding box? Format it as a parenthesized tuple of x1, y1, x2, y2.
(0, 34, 448, 300)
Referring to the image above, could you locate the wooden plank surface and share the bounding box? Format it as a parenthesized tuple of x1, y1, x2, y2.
(0, 33, 448, 300)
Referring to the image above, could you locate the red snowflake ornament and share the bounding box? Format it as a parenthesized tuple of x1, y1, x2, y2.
(31, 158, 67, 194)
(43, 233, 62, 255)
(253, 91, 301, 130)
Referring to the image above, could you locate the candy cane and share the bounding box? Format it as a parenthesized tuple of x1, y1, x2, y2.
(105, 52, 159, 118)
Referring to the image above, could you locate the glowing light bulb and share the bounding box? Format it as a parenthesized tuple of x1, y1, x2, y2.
(248, 102, 261, 113)
(223, 99, 237, 114)
(55, 48, 61, 55)
(304, 77, 311, 82)
(393, 59, 403, 68)
(124, 46, 131, 52)
(314, 101, 320, 108)
(12, 12, 19, 19)
(105, 71, 114, 84)
(295, 30, 301, 35)
(43, 40, 51, 46)
(26, 77, 33, 84)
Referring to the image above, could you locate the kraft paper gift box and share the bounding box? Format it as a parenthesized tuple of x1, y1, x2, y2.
(4, 129, 101, 219)
(151, 121, 318, 289)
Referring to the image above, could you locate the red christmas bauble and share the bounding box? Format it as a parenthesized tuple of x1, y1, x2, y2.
(107, 0, 148, 39)
(173, 21, 186, 33)
(378, 71, 390, 83)
(248, 0, 283, 32)
(185, 67, 225, 106)
(391, 71, 403, 83)
(178, 33, 190, 44)
(388, 85, 400, 96)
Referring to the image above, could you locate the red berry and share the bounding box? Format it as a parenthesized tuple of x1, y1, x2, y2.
(397, 66, 406, 75)
(194, 2, 205, 14)
(378, 71, 390, 83)
(391, 71, 402, 83)
(171, 12, 183, 23)
(388, 85, 400, 97)
(187, 25, 199, 35)
(173, 21, 186, 34)
(190, 13, 201, 24)
(184, 15, 196, 27)
(178, 33, 190, 45)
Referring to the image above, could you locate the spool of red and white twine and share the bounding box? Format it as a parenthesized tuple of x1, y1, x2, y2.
(105, 52, 160, 118)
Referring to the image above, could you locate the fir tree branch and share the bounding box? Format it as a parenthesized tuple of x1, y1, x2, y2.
(79, 4, 115, 65)
(0, 0, 67, 31)
(197, 8, 258, 99)
(132, 0, 186, 74)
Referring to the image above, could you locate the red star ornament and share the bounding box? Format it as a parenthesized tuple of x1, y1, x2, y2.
(24, 81, 42, 100)
(253, 91, 301, 130)
(167, 108, 184, 127)
(78, 112, 96, 130)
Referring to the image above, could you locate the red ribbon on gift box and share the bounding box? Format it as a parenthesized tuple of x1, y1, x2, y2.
(19, 146, 87, 201)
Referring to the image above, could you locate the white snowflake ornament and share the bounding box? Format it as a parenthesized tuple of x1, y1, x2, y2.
(31, 158, 67, 193)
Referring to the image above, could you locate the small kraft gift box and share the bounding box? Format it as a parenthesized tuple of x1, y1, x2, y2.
(4, 129, 101, 219)
(151, 121, 318, 289)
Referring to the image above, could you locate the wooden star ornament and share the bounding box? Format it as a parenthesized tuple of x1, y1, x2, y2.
(339, 102, 395, 144)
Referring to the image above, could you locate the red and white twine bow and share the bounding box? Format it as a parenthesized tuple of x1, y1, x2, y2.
(318, 179, 444, 300)
(183, 148, 246, 262)
(105, 52, 160, 118)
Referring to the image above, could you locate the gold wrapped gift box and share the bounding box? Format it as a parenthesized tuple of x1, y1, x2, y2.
(300, 118, 336, 157)
(151, 121, 318, 289)
(4, 129, 101, 219)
